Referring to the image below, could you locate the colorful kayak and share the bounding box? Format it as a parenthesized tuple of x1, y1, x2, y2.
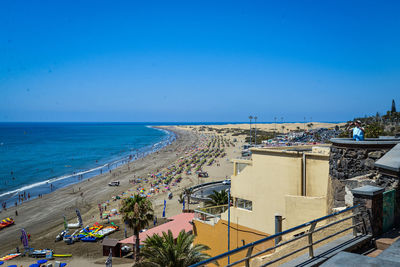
(0, 253, 20, 261)
(0, 218, 14, 230)
(53, 254, 72, 257)
(95, 226, 117, 237)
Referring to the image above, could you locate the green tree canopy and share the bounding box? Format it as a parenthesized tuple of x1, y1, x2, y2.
(206, 190, 229, 207)
(365, 122, 384, 138)
(120, 194, 154, 261)
(392, 99, 397, 113)
(134, 230, 215, 267)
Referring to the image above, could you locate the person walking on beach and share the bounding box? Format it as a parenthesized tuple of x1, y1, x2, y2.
(347, 120, 365, 141)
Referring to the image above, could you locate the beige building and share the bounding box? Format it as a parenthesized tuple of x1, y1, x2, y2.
(193, 145, 331, 265)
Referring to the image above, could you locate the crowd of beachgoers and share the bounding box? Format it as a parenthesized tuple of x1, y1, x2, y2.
(0, 126, 244, 266)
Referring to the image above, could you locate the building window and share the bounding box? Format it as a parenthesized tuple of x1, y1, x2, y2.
(236, 198, 252, 211)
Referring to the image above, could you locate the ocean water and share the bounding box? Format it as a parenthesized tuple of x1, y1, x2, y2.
(0, 123, 175, 208)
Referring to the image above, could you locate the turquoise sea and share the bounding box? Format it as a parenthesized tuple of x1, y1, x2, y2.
(0, 123, 175, 209)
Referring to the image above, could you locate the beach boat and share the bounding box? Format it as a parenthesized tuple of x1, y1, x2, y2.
(55, 229, 69, 242)
(29, 249, 53, 258)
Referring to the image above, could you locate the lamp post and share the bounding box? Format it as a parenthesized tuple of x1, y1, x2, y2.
(254, 116, 257, 145)
(227, 187, 231, 264)
(248, 116, 253, 145)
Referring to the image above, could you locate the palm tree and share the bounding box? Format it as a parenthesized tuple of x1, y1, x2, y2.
(183, 187, 193, 210)
(120, 194, 154, 261)
(135, 230, 215, 267)
(178, 193, 184, 204)
(206, 190, 229, 207)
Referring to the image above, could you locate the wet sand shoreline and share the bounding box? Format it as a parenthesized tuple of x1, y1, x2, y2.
(0, 126, 198, 255)
(0, 125, 177, 210)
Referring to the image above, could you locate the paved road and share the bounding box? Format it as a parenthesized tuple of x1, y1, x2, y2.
(192, 183, 230, 200)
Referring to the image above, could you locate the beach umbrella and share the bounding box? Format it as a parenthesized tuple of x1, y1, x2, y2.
(0, 261, 3, 265)
(7, 265, 17, 267)
(60, 263, 67, 267)
(29, 264, 39, 267)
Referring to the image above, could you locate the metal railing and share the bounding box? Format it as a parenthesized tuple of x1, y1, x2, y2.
(194, 205, 229, 225)
(199, 204, 229, 215)
(191, 205, 366, 267)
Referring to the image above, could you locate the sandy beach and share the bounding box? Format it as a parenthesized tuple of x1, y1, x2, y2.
(0, 122, 338, 266)
(0, 126, 243, 266)
(177, 122, 345, 132)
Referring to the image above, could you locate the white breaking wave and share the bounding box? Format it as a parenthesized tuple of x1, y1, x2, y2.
(0, 127, 176, 202)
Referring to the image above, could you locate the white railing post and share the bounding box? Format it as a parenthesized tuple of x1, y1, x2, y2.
(308, 222, 317, 258)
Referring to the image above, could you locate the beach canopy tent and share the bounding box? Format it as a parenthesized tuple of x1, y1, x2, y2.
(102, 238, 121, 257)
(119, 212, 194, 245)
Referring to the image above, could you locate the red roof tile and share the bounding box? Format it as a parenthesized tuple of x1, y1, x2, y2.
(119, 212, 194, 245)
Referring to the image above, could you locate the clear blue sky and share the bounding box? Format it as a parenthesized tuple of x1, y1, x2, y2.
(1, 0, 399, 122)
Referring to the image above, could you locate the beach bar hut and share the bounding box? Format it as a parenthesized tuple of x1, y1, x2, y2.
(102, 238, 121, 257)
(118, 212, 194, 252)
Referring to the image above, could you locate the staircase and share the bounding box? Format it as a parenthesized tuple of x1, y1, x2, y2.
(366, 229, 400, 258)
(321, 229, 400, 266)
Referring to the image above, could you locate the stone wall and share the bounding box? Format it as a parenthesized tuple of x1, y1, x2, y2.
(329, 139, 399, 208)
(329, 146, 389, 180)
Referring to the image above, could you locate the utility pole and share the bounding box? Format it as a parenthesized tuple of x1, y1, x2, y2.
(254, 116, 258, 145)
(248, 116, 253, 145)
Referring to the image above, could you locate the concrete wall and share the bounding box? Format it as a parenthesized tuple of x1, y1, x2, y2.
(193, 219, 273, 266)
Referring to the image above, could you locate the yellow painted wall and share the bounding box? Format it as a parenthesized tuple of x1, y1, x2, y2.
(193, 219, 273, 266)
(305, 154, 329, 197)
(195, 146, 331, 264)
(284, 195, 327, 229)
(223, 148, 329, 235)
